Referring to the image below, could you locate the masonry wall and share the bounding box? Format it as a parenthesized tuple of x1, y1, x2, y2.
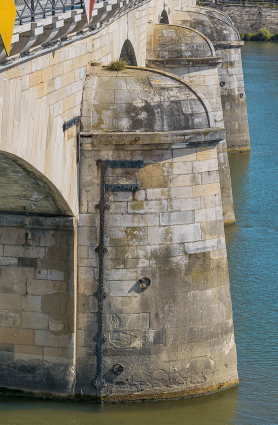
(0, 215, 76, 394)
(0, 0, 169, 216)
(171, 8, 250, 151)
(146, 61, 235, 223)
(0, 45, 89, 214)
(215, 5, 278, 34)
(215, 44, 250, 152)
(76, 136, 238, 401)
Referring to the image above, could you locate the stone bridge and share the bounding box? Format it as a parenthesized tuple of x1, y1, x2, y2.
(0, 0, 247, 402)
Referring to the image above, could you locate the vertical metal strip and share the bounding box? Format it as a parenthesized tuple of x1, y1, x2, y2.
(93, 159, 143, 398)
(94, 159, 109, 398)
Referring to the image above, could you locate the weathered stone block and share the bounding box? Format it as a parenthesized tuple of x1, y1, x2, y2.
(34, 331, 71, 348)
(146, 186, 193, 200)
(173, 148, 197, 162)
(142, 330, 165, 346)
(36, 270, 64, 281)
(43, 346, 70, 362)
(128, 201, 167, 214)
(0, 294, 23, 311)
(0, 310, 21, 328)
(197, 146, 218, 161)
(0, 327, 34, 345)
(0, 227, 27, 245)
(107, 214, 159, 227)
(14, 344, 42, 361)
(104, 313, 150, 331)
(201, 220, 225, 240)
(125, 256, 149, 268)
(106, 281, 139, 297)
(170, 173, 201, 187)
(106, 246, 137, 260)
(104, 268, 138, 281)
(77, 312, 97, 331)
(0, 257, 18, 266)
(184, 237, 226, 254)
(78, 246, 88, 259)
(23, 295, 41, 312)
(201, 170, 220, 185)
(193, 159, 218, 174)
(193, 183, 221, 198)
(200, 195, 222, 209)
(27, 279, 68, 296)
(172, 162, 193, 175)
(160, 211, 195, 226)
(4, 245, 46, 258)
(168, 197, 201, 212)
(18, 257, 37, 268)
(78, 227, 97, 247)
(148, 224, 201, 245)
(22, 312, 48, 330)
(195, 207, 223, 223)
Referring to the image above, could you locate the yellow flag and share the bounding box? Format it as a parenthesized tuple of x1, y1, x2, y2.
(0, 0, 16, 56)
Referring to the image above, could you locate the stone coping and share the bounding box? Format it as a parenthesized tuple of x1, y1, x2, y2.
(80, 127, 226, 149)
(213, 40, 244, 48)
(146, 57, 223, 67)
(0, 214, 76, 230)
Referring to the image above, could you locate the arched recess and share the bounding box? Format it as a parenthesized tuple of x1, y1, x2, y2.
(119, 39, 137, 66)
(160, 10, 169, 24)
(0, 151, 73, 216)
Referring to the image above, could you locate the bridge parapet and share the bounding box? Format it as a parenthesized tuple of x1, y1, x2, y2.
(1, 0, 149, 62)
(15, 0, 84, 25)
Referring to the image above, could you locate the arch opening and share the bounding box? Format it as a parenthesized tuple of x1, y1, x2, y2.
(160, 10, 169, 24)
(119, 39, 137, 66)
(0, 152, 73, 216)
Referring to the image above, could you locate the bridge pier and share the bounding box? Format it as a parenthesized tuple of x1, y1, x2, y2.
(146, 23, 235, 224)
(75, 66, 238, 402)
(0, 0, 244, 401)
(172, 7, 251, 152)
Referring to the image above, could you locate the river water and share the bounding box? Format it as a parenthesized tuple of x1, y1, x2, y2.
(0, 42, 277, 424)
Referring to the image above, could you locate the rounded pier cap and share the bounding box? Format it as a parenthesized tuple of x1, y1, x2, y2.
(172, 8, 240, 43)
(148, 24, 215, 59)
(81, 67, 210, 133)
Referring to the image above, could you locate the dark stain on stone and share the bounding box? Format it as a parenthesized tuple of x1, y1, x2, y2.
(18, 257, 37, 268)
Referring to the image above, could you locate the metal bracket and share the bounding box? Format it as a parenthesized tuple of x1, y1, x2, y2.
(93, 158, 144, 397)
(63, 116, 80, 132)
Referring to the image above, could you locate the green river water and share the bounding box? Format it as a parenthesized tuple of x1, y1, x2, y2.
(0, 41, 277, 424)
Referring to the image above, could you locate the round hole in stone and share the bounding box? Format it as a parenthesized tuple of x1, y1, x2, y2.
(139, 277, 151, 289)
(113, 363, 125, 374)
(240, 93, 244, 98)
(220, 81, 226, 87)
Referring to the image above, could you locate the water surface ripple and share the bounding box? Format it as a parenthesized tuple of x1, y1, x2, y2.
(0, 41, 277, 424)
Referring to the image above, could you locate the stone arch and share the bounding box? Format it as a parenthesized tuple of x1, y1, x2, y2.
(0, 151, 73, 216)
(119, 39, 137, 66)
(160, 10, 169, 24)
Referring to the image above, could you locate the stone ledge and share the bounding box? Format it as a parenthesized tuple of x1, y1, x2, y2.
(213, 40, 244, 48)
(0, 214, 76, 230)
(146, 57, 223, 67)
(80, 128, 227, 149)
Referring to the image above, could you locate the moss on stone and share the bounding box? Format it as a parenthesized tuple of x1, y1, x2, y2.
(108, 60, 127, 71)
